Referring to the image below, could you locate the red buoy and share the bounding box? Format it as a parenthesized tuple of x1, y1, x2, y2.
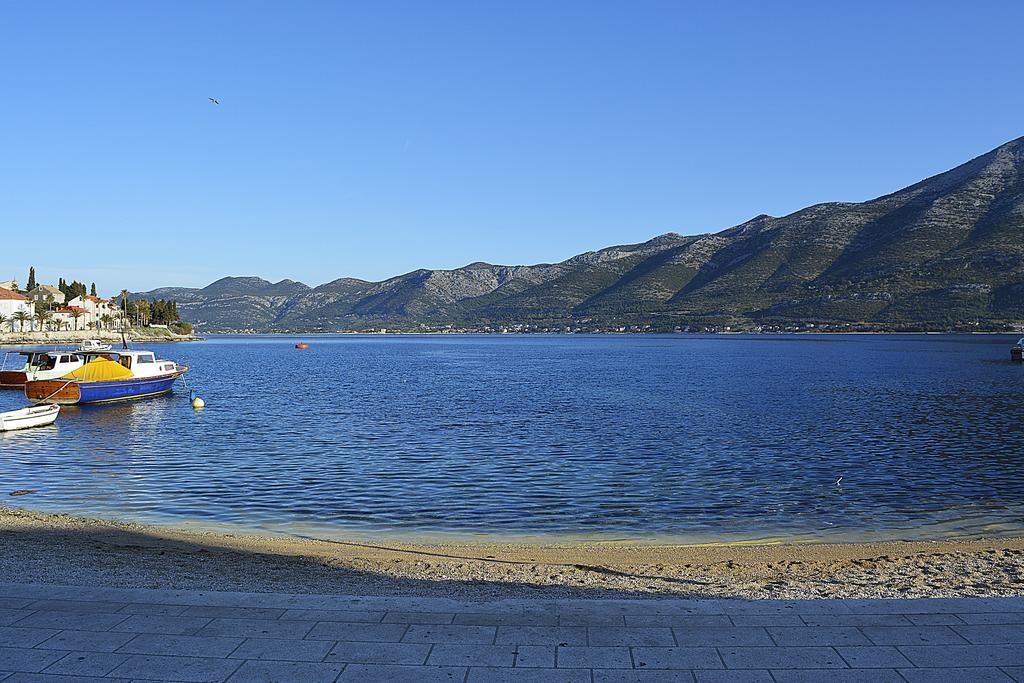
(295, 343, 310, 349)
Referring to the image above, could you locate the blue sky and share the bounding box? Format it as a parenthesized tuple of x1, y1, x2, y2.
(1, 2, 1022, 293)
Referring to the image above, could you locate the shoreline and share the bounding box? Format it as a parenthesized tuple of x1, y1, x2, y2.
(3, 506, 1023, 600)
(0, 329, 202, 345)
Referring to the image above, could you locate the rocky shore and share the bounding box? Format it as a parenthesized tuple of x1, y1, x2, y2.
(0, 329, 201, 345)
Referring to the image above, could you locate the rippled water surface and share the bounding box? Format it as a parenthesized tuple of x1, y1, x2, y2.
(1, 334, 1022, 543)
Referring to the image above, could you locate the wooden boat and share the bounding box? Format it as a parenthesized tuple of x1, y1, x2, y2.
(25, 350, 188, 405)
(0, 404, 60, 431)
(0, 351, 85, 389)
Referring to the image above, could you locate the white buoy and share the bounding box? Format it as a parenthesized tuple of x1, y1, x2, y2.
(192, 396, 205, 410)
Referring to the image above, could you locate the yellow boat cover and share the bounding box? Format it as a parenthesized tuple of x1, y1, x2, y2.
(63, 357, 133, 381)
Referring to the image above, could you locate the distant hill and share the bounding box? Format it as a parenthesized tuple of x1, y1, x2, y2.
(134, 136, 1024, 331)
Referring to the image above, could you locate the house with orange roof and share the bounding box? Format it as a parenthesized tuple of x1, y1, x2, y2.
(0, 287, 32, 330)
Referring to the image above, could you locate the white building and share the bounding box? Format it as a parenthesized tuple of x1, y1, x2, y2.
(0, 287, 33, 330)
(67, 295, 119, 328)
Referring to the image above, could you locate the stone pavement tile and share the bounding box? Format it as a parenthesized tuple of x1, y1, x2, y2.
(305, 621, 407, 642)
(428, 644, 517, 667)
(382, 612, 455, 624)
(861, 625, 970, 645)
(325, 641, 430, 665)
(35, 630, 135, 652)
(41, 651, 129, 677)
(0, 649, 67, 674)
(953, 624, 1024, 644)
(559, 615, 627, 627)
(905, 613, 964, 625)
(338, 663, 467, 682)
(672, 628, 772, 647)
(3, 675, 129, 682)
(589, 628, 675, 647)
(455, 613, 560, 627)
(718, 646, 846, 669)
(228, 637, 334, 662)
(0, 613, 33, 629)
(466, 668, 590, 682)
(766, 626, 872, 646)
(594, 672, 695, 682)
(116, 633, 244, 658)
(495, 627, 586, 646)
(0, 629, 59, 649)
(770, 671, 903, 682)
(514, 646, 555, 668)
(556, 645, 631, 669)
(898, 644, 1024, 668)
(279, 608, 383, 623)
(13, 612, 129, 631)
(111, 615, 214, 635)
(404, 624, 496, 644)
(117, 603, 190, 616)
(225, 660, 344, 682)
(959, 613, 1024, 625)
(195, 617, 315, 639)
(720, 601, 851, 616)
(108, 653, 243, 682)
(694, 672, 773, 682)
(898, 667, 1016, 682)
(834, 645, 912, 668)
(626, 616, 732, 629)
(846, 598, 1023, 615)
(24, 600, 126, 614)
(1002, 666, 1024, 682)
(800, 614, 911, 627)
(727, 615, 804, 628)
(631, 646, 723, 670)
(180, 606, 287, 620)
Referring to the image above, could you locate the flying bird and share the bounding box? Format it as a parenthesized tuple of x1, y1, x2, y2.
(209, 97, 219, 105)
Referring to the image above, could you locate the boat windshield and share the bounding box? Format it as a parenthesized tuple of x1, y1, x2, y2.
(31, 354, 57, 371)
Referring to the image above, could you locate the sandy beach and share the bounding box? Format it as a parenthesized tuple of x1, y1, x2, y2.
(3, 506, 1023, 601)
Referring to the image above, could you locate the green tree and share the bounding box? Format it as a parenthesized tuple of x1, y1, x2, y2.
(100, 314, 112, 330)
(34, 309, 51, 332)
(27, 267, 36, 291)
(90, 282, 97, 296)
(69, 309, 83, 331)
(0, 313, 7, 333)
(13, 310, 30, 332)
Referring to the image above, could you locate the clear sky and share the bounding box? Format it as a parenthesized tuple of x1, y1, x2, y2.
(2, 1, 1022, 293)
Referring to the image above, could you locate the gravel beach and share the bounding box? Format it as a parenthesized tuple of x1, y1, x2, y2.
(3, 507, 1024, 600)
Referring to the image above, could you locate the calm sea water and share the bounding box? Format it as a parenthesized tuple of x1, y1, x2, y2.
(1, 334, 1022, 543)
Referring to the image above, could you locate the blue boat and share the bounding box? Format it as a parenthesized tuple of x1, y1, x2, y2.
(24, 350, 188, 405)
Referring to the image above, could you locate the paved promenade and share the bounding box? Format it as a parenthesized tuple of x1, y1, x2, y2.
(0, 583, 1022, 682)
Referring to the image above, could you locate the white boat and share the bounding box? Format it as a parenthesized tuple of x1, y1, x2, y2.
(1, 351, 86, 388)
(79, 340, 112, 352)
(0, 404, 60, 431)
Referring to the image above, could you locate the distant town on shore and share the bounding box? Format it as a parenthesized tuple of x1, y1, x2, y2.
(0, 268, 192, 337)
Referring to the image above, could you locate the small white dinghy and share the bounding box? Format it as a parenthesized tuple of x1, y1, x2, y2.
(0, 404, 60, 432)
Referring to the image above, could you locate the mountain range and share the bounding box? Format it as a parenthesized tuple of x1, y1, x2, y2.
(136, 136, 1024, 332)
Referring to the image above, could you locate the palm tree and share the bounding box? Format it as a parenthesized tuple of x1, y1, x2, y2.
(13, 310, 30, 332)
(69, 309, 83, 331)
(120, 290, 130, 330)
(0, 313, 7, 333)
(34, 309, 51, 332)
(100, 314, 112, 330)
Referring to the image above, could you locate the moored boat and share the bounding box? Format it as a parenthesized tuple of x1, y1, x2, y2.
(0, 351, 86, 389)
(1013, 338, 1024, 362)
(24, 350, 188, 405)
(0, 404, 60, 431)
(79, 339, 113, 352)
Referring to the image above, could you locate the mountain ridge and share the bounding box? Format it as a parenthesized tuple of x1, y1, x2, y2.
(133, 136, 1024, 331)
